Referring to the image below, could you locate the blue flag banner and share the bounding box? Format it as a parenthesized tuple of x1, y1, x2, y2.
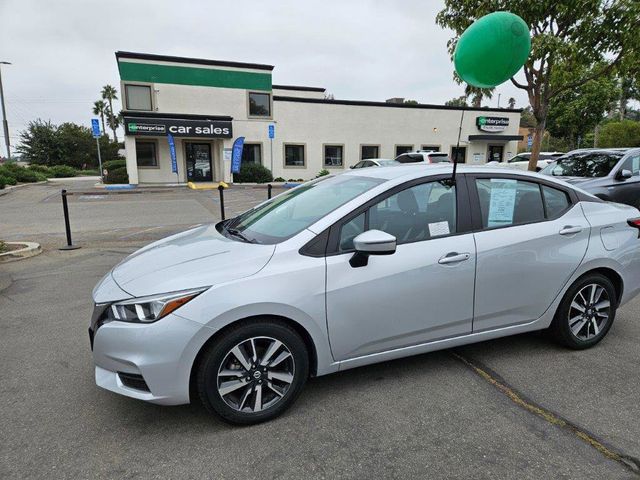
(167, 134, 178, 174)
(231, 137, 245, 174)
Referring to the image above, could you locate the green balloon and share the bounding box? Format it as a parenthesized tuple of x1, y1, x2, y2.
(454, 11, 531, 89)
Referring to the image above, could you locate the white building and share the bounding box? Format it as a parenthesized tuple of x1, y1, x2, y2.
(117, 51, 523, 184)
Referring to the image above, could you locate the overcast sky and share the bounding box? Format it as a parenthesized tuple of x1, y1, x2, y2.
(0, 0, 529, 154)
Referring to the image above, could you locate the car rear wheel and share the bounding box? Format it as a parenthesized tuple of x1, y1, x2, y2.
(550, 273, 617, 349)
(196, 320, 309, 425)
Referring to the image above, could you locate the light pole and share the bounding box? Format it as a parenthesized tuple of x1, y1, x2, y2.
(0, 61, 11, 160)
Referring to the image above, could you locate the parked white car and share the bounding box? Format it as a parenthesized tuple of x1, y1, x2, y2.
(489, 152, 565, 171)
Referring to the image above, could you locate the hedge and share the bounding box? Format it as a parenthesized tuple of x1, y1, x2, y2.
(49, 165, 77, 178)
(104, 166, 129, 184)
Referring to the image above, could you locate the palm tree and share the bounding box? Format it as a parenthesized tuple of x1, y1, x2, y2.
(508, 97, 516, 109)
(465, 85, 494, 107)
(105, 107, 122, 140)
(101, 85, 119, 142)
(92, 100, 107, 135)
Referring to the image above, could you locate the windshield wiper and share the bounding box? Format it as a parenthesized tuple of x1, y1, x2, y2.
(225, 227, 257, 244)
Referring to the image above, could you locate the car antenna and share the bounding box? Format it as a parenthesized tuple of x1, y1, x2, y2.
(449, 108, 465, 186)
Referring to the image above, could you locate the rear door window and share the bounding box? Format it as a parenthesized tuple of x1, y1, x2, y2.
(542, 185, 571, 218)
(476, 179, 545, 228)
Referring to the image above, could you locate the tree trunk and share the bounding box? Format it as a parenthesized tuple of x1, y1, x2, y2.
(107, 99, 118, 143)
(528, 120, 546, 172)
(100, 113, 106, 137)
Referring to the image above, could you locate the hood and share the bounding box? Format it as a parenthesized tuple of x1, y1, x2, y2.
(549, 175, 607, 188)
(111, 224, 276, 297)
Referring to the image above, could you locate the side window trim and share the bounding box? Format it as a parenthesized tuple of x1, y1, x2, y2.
(326, 173, 472, 256)
(467, 173, 576, 232)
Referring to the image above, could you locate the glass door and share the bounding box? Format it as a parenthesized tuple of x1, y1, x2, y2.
(185, 143, 213, 182)
(488, 145, 504, 163)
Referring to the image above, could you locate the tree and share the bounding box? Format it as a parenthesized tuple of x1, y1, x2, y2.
(92, 100, 107, 135)
(546, 64, 619, 146)
(445, 96, 468, 107)
(437, 0, 640, 171)
(507, 97, 516, 109)
(404, 99, 419, 105)
(465, 84, 493, 107)
(105, 106, 122, 139)
(520, 106, 536, 127)
(101, 85, 119, 142)
(16, 120, 122, 168)
(597, 120, 640, 148)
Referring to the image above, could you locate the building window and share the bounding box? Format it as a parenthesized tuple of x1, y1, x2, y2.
(324, 145, 344, 167)
(451, 146, 467, 163)
(136, 140, 157, 167)
(241, 143, 262, 164)
(248, 92, 271, 117)
(361, 145, 380, 160)
(421, 145, 440, 152)
(284, 144, 305, 167)
(125, 84, 153, 111)
(395, 145, 413, 156)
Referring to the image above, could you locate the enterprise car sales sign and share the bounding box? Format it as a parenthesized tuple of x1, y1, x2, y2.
(124, 117, 232, 138)
(476, 116, 509, 133)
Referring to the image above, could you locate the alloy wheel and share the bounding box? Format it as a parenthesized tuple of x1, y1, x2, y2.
(568, 283, 611, 341)
(217, 336, 295, 413)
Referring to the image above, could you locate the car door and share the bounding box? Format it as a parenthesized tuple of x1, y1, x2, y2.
(469, 174, 590, 332)
(325, 175, 476, 361)
(610, 152, 640, 209)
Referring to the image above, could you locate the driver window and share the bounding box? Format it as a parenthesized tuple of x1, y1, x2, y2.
(370, 181, 456, 245)
(621, 155, 640, 176)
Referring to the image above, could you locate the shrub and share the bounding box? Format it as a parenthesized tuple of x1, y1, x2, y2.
(104, 166, 129, 184)
(49, 165, 77, 178)
(296, 178, 305, 182)
(233, 163, 273, 183)
(102, 159, 126, 171)
(13, 168, 40, 183)
(287, 178, 296, 182)
(316, 169, 330, 177)
(28, 164, 51, 175)
(273, 177, 286, 182)
(0, 174, 9, 189)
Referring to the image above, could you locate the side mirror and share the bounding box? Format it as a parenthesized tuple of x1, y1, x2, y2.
(617, 169, 633, 180)
(350, 230, 397, 268)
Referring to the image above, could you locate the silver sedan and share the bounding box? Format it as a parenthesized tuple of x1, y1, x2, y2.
(90, 165, 640, 424)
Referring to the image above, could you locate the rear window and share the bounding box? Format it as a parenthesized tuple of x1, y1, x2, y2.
(428, 154, 451, 163)
(395, 153, 423, 163)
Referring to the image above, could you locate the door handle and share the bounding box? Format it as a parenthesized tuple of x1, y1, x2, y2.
(438, 252, 471, 265)
(559, 225, 583, 235)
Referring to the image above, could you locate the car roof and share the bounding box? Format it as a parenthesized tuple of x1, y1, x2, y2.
(342, 164, 567, 183)
(566, 148, 633, 154)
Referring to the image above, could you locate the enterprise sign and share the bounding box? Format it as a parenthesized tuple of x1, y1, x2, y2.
(124, 117, 232, 138)
(476, 116, 509, 133)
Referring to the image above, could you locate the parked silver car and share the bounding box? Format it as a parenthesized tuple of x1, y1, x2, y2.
(91, 165, 640, 424)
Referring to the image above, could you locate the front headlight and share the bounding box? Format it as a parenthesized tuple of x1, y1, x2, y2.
(106, 287, 207, 323)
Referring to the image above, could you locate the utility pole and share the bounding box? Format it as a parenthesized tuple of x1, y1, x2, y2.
(0, 61, 11, 160)
(497, 93, 501, 108)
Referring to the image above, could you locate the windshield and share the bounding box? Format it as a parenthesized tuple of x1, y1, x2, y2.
(377, 159, 399, 166)
(222, 175, 385, 244)
(509, 154, 528, 163)
(541, 152, 622, 178)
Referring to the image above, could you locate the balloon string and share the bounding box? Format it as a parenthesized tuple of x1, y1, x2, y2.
(452, 108, 465, 183)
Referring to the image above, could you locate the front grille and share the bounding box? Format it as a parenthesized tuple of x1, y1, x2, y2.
(118, 372, 150, 392)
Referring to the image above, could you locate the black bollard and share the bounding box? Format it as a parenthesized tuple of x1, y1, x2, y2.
(218, 184, 225, 220)
(59, 189, 81, 250)
(267, 184, 272, 199)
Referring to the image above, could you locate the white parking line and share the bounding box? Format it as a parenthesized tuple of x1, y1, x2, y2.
(118, 226, 163, 240)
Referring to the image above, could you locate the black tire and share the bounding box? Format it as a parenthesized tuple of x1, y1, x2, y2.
(197, 319, 309, 425)
(549, 273, 617, 349)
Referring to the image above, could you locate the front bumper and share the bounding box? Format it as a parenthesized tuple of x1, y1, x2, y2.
(91, 312, 214, 405)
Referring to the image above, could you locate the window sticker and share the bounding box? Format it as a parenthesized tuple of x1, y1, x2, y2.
(428, 221, 450, 237)
(487, 179, 517, 227)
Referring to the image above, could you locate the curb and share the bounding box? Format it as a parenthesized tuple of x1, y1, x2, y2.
(0, 242, 43, 263)
(0, 181, 49, 196)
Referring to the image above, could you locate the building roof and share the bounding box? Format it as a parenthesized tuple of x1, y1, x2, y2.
(115, 51, 274, 71)
(272, 84, 326, 92)
(273, 95, 522, 113)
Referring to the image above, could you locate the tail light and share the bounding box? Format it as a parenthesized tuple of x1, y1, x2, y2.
(627, 218, 640, 237)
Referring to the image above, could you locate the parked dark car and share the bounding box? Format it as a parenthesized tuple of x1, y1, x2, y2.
(540, 148, 640, 208)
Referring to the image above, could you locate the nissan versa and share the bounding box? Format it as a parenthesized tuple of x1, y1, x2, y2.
(91, 165, 640, 424)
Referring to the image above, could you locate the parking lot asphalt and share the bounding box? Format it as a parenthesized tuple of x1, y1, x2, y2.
(2, 180, 640, 479)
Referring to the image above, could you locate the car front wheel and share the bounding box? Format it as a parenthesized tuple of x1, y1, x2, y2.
(196, 320, 309, 425)
(550, 273, 617, 349)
